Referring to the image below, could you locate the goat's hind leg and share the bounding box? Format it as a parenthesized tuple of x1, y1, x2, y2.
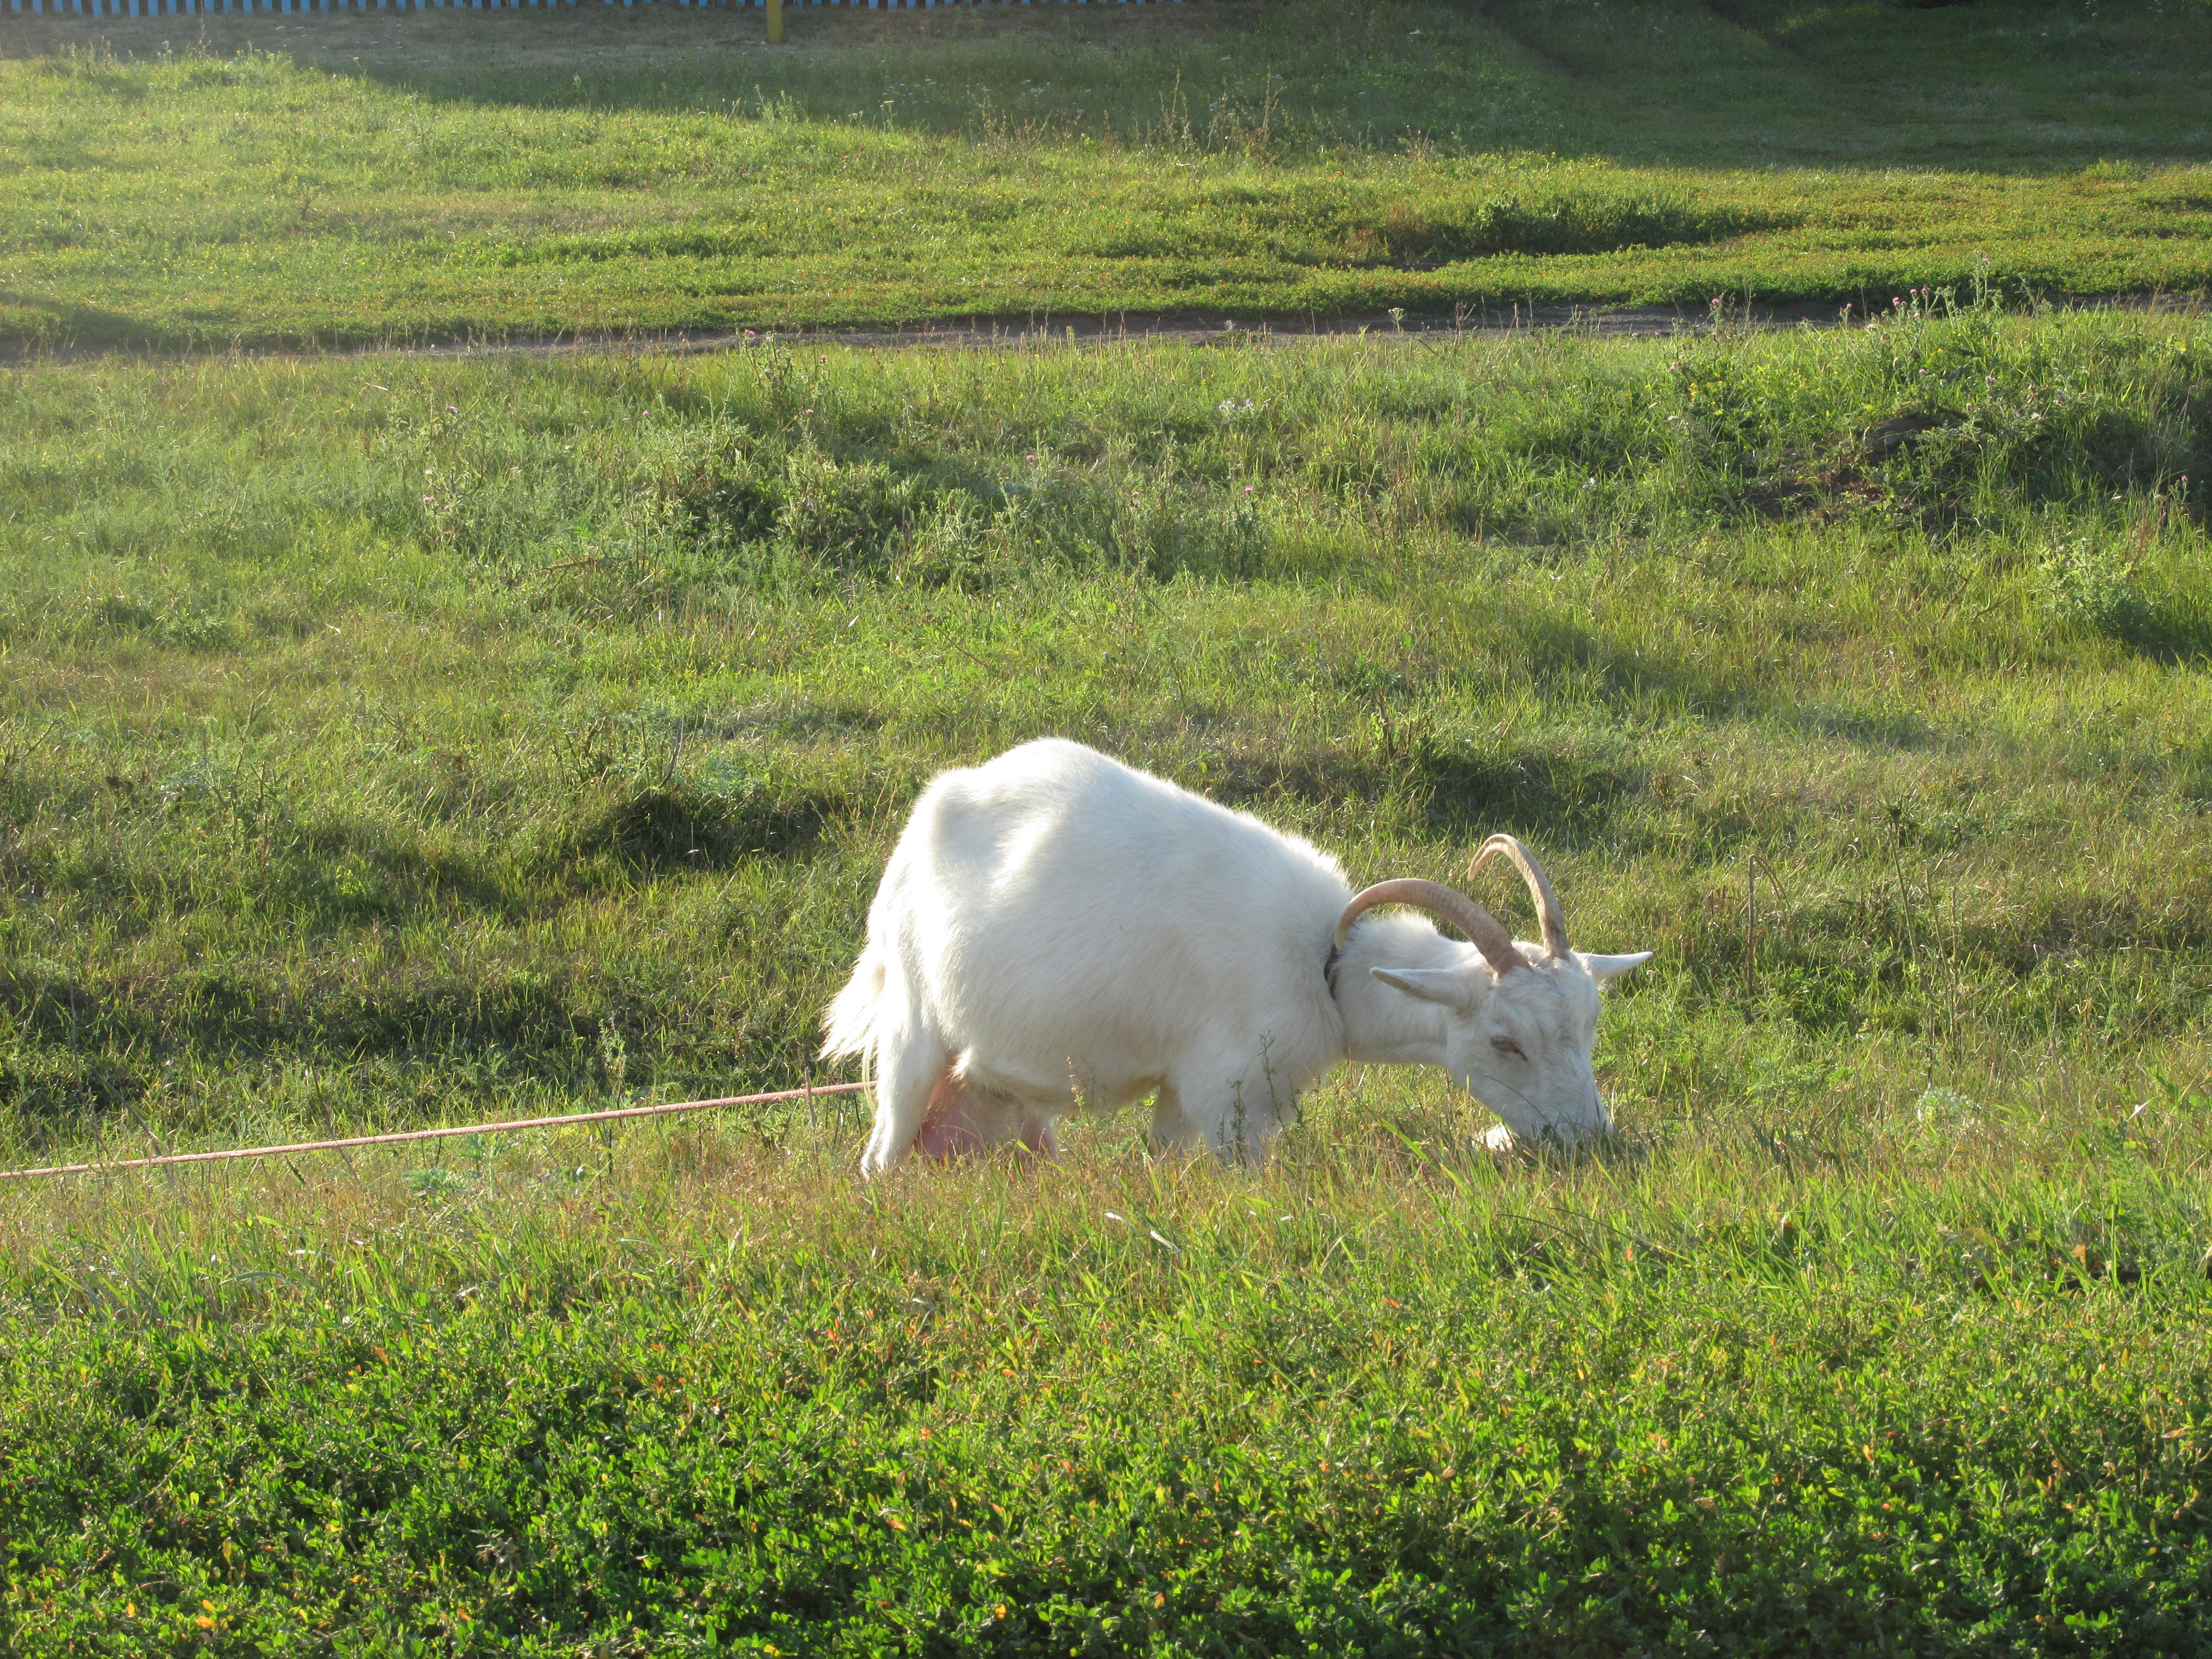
(861, 1008, 950, 1176)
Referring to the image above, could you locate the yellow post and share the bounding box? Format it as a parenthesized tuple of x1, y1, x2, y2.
(768, 0, 782, 44)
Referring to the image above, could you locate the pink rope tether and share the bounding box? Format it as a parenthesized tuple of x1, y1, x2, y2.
(0, 1079, 872, 1183)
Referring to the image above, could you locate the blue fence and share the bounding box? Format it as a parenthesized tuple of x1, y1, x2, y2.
(11, 0, 1174, 12)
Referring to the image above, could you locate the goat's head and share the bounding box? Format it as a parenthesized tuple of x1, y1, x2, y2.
(1334, 835, 1651, 1143)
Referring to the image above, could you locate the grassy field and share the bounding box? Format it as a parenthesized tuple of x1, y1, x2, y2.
(3, 298, 2211, 1649)
(9, 7, 2212, 1650)
(0, 0, 2210, 345)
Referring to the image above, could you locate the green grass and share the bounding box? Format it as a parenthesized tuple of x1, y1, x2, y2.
(1, 0, 2210, 346)
(5, 300, 2211, 1144)
(2, 304, 2211, 1649)
(3, 1133, 2209, 1655)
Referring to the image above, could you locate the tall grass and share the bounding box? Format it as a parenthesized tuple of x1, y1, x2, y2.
(3, 308, 2211, 1651)
(5, 301, 2207, 1158)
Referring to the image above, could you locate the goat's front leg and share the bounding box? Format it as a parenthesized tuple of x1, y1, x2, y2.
(1168, 1068, 1291, 1164)
(1148, 1083, 1203, 1152)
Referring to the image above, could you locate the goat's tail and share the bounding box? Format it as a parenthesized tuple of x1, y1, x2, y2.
(821, 943, 888, 1065)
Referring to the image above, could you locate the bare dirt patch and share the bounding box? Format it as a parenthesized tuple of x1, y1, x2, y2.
(4, 296, 2188, 367)
(0, 302, 1809, 368)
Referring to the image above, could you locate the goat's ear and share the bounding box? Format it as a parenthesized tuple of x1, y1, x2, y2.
(1577, 950, 1654, 986)
(1371, 966, 1479, 1011)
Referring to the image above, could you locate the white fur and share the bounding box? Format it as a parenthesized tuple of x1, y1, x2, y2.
(823, 739, 1650, 1173)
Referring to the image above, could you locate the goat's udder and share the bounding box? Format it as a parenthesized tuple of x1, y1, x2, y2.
(916, 1064, 986, 1160)
(914, 1063, 1058, 1163)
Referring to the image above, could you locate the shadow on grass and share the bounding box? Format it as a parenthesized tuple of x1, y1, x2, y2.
(573, 777, 842, 872)
(0, 288, 186, 360)
(2097, 597, 2212, 666)
(1407, 737, 1639, 843)
(264, 0, 2212, 177)
(1496, 605, 1940, 751)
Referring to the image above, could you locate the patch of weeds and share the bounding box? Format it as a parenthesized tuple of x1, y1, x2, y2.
(1912, 1084, 1982, 1137)
(1763, 962, 1865, 1034)
(1877, 796, 1987, 854)
(0, 1030, 146, 1127)
(88, 591, 238, 652)
(404, 1166, 472, 1202)
(772, 448, 924, 577)
(2172, 738, 2212, 811)
(386, 394, 580, 564)
(585, 783, 818, 870)
(624, 429, 1277, 589)
(892, 493, 996, 590)
(2036, 538, 2212, 660)
(325, 856, 395, 923)
(631, 420, 781, 547)
(718, 697, 883, 744)
(1666, 351, 1793, 469)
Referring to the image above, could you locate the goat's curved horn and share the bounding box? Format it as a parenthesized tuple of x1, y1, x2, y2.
(1469, 833, 1570, 960)
(1334, 879, 1525, 977)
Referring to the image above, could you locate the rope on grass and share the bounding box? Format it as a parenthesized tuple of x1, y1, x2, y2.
(0, 1079, 873, 1184)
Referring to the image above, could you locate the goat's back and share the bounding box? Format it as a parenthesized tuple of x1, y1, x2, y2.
(874, 740, 1350, 1094)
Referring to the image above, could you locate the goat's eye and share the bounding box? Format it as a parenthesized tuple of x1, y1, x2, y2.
(1491, 1037, 1524, 1059)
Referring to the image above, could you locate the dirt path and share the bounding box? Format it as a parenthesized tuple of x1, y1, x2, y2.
(7, 295, 2191, 369)
(0, 302, 1843, 370)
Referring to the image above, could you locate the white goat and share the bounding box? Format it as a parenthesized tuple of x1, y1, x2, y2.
(823, 739, 1650, 1173)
